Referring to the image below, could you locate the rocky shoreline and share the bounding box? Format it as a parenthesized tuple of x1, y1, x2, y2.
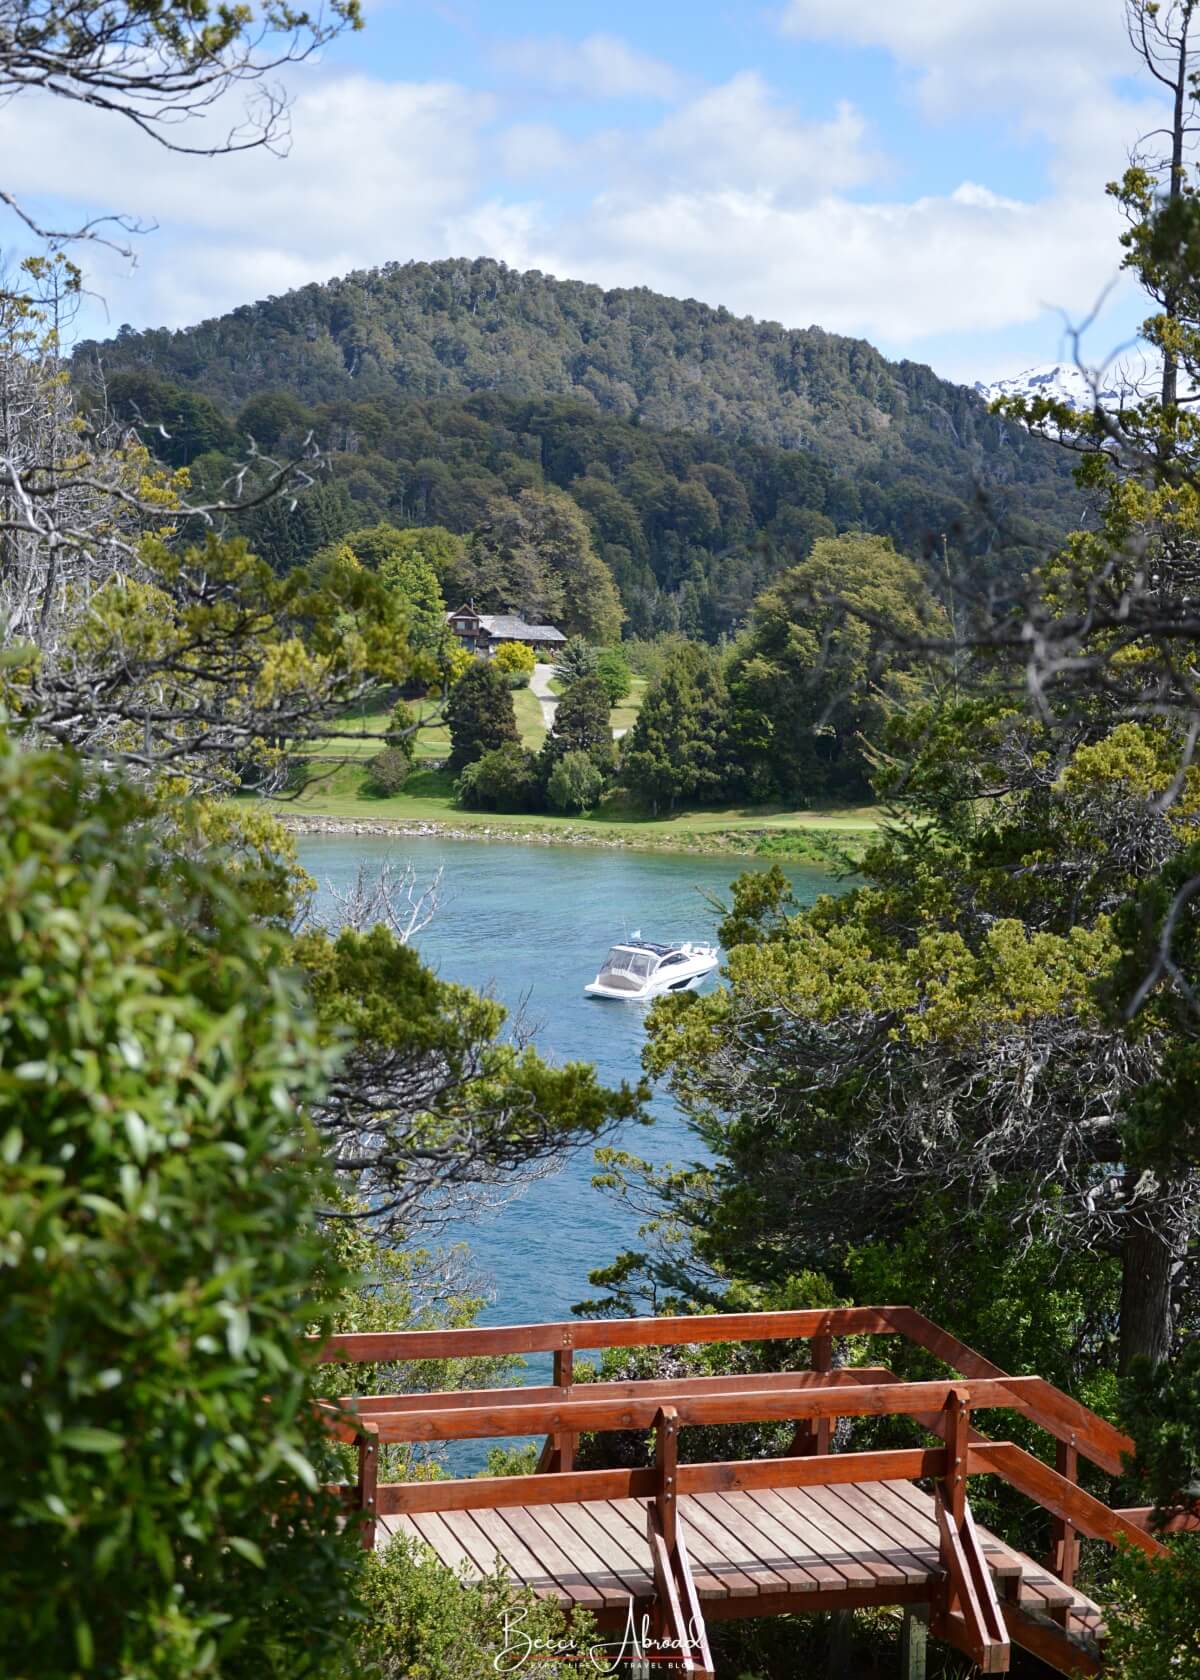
(276, 813, 639, 849)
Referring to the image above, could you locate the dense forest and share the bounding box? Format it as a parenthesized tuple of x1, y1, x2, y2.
(72, 260, 1081, 636)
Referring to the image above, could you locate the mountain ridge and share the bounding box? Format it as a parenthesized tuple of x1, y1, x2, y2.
(80, 256, 1072, 491)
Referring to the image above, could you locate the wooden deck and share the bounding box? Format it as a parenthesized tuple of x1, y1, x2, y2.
(316, 1305, 1168, 1677)
(383, 1479, 1105, 1662)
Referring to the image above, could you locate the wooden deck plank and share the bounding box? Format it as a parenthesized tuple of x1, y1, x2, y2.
(408, 1510, 485, 1578)
(692, 1489, 822, 1594)
(559, 1501, 652, 1597)
(682, 1493, 799, 1595)
(497, 1504, 611, 1610)
(772, 1485, 908, 1591)
(816, 1483, 935, 1584)
(667, 1500, 764, 1598)
(866, 1480, 1020, 1585)
(746, 1488, 875, 1589)
(463, 1506, 565, 1600)
(526, 1503, 641, 1608)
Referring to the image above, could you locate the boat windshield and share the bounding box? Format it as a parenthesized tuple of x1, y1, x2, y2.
(601, 946, 658, 980)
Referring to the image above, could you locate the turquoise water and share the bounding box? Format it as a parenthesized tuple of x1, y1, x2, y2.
(300, 833, 836, 1338)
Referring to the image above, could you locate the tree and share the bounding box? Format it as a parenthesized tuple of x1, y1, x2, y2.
(546, 750, 605, 814)
(464, 490, 623, 641)
(621, 642, 731, 814)
(445, 659, 519, 772)
(493, 639, 536, 685)
(594, 646, 632, 705)
(726, 534, 945, 802)
(553, 636, 600, 687)
(456, 742, 539, 811)
(0, 275, 412, 792)
(0, 731, 360, 1679)
(541, 674, 613, 770)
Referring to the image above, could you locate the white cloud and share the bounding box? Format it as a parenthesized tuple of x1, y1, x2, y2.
(647, 73, 879, 198)
(449, 179, 1124, 347)
(491, 33, 683, 101)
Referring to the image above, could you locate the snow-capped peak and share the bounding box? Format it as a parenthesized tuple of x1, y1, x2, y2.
(974, 361, 1150, 413)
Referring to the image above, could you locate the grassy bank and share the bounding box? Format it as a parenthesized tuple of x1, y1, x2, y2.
(279, 762, 877, 862)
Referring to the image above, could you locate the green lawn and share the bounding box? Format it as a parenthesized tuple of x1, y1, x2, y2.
(610, 676, 646, 736)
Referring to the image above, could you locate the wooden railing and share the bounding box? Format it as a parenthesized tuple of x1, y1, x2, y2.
(315, 1306, 1167, 1677)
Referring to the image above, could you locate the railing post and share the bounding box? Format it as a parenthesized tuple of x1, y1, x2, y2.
(356, 1424, 379, 1551)
(813, 1332, 834, 1454)
(555, 1341, 575, 1473)
(943, 1386, 969, 1526)
(1048, 1437, 1079, 1591)
(900, 1605, 928, 1680)
(655, 1404, 679, 1555)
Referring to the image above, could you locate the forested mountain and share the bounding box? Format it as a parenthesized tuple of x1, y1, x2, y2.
(73, 258, 1082, 635)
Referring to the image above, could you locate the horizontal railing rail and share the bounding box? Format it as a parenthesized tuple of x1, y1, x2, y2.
(314, 1303, 1134, 1478)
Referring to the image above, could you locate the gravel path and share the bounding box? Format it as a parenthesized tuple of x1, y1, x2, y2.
(530, 662, 559, 729)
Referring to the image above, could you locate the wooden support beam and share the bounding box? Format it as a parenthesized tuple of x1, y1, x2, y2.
(933, 1489, 1010, 1673)
(901, 1606, 928, 1680)
(1047, 1439, 1079, 1598)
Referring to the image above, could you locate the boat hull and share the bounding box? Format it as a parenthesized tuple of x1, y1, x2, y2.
(584, 956, 719, 1000)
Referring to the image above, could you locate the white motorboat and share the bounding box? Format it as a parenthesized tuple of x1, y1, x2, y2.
(584, 936, 719, 1000)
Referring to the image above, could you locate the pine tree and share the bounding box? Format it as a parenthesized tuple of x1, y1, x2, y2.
(621, 643, 730, 814)
(446, 660, 520, 772)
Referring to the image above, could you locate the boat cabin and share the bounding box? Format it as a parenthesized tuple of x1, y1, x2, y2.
(596, 940, 692, 992)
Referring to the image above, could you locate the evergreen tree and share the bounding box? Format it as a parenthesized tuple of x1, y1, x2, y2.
(620, 643, 731, 814)
(542, 675, 613, 770)
(446, 660, 520, 772)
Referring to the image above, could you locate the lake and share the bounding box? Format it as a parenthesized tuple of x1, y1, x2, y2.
(300, 832, 838, 1345)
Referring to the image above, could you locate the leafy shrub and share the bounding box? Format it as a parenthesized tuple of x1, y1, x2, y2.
(1105, 1538, 1200, 1680)
(547, 750, 605, 813)
(366, 741, 414, 796)
(0, 732, 360, 1680)
(457, 742, 539, 810)
(595, 647, 632, 705)
(349, 1536, 594, 1680)
(493, 640, 536, 685)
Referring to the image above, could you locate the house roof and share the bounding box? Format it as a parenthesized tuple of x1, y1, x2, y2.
(445, 606, 566, 642)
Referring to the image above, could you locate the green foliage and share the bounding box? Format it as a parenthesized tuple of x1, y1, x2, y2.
(546, 750, 605, 813)
(365, 742, 414, 796)
(1104, 1539, 1200, 1680)
(621, 641, 732, 813)
(594, 646, 632, 705)
(75, 260, 1077, 639)
(461, 488, 623, 641)
(330, 524, 450, 662)
(542, 675, 613, 770)
(553, 636, 600, 687)
(456, 742, 540, 811)
(726, 533, 946, 801)
(348, 1535, 594, 1680)
(493, 639, 536, 684)
(445, 659, 519, 773)
(105, 369, 238, 467)
(0, 732, 360, 1680)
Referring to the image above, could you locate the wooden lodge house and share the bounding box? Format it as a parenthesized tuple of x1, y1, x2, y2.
(447, 603, 567, 659)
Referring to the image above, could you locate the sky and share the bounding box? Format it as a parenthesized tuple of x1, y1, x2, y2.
(2, 0, 1171, 384)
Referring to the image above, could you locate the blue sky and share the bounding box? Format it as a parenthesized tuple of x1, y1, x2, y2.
(1, 0, 1166, 383)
